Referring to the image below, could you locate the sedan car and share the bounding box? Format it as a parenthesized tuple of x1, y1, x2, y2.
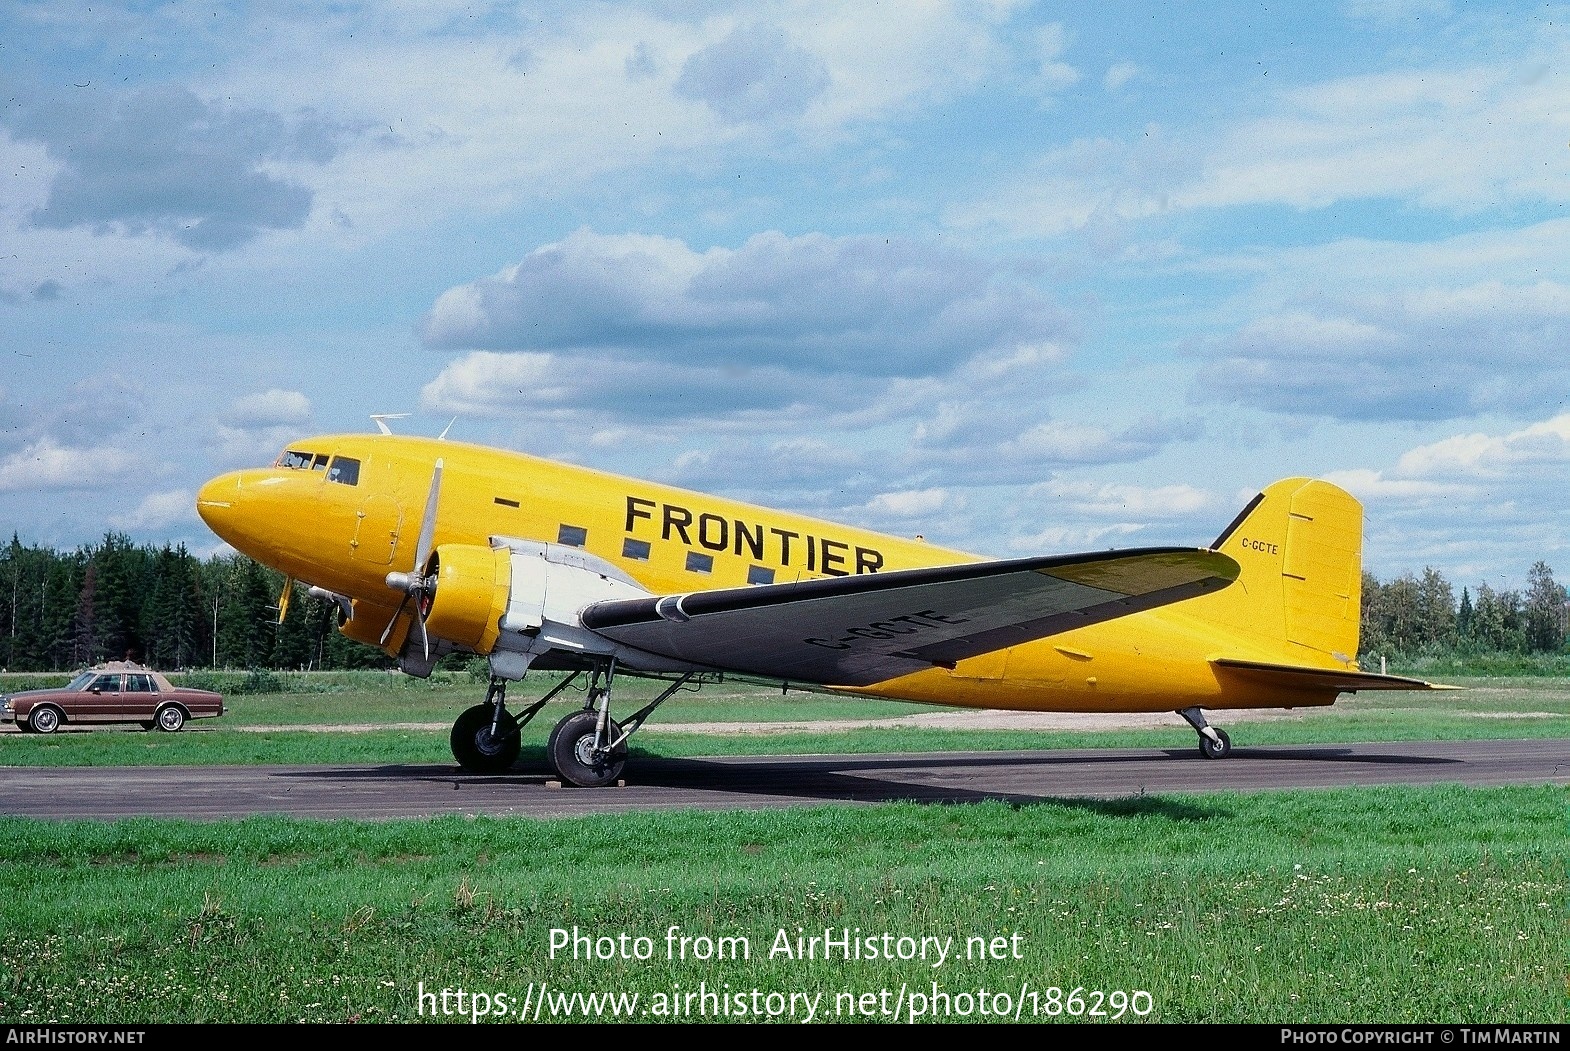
(1, 662, 225, 734)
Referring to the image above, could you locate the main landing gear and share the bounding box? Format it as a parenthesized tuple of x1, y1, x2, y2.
(1178, 706, 1232, 759)
(449, 660, 696, 786)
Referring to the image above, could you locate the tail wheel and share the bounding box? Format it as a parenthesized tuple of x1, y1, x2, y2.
(450, 703, 520, 773)
(548, 709, 627, 788)
(1198, 728, 1232, 760)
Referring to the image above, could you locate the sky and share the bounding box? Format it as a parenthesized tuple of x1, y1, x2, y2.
(1, 0, 1566, 593)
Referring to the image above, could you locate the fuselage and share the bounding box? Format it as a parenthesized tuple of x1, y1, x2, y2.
(197, 433, 1340, 713)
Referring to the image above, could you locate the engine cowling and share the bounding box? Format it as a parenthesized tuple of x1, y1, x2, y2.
(421, 543, 511, 653)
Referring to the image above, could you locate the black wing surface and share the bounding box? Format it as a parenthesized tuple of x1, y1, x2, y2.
(582, 548, 1239, 687)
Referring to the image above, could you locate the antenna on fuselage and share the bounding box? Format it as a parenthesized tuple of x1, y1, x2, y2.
(370, 413, 411, 435)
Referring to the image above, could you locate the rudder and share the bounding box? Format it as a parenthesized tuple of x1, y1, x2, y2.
(1206, 477, 1363, 666)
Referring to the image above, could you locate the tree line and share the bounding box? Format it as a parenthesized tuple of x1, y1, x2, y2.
(1, 534, 391, 673)
(1359, 561, 1567, 660)
(1, 533, 1565, 672)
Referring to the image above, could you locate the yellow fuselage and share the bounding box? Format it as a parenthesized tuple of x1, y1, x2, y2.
(197, 433, 1341, 713)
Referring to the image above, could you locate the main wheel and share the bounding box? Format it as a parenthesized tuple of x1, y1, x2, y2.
(28, 705, 62, 735)
(1198, 727, 1232, 760)
(156, 705, 186, 732)
(548, 709, 627, 788)
(450, 704, 520, 773)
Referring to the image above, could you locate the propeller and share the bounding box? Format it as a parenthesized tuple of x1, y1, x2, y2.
(380, 458, 444, 660)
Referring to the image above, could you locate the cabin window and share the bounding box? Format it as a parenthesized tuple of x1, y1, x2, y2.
(558, 524, 588, 547)
(327, 457, 360, 486)
(747, 565, 775, 585)
(685, 552, 713, 574)
(622, 538, 651, 561)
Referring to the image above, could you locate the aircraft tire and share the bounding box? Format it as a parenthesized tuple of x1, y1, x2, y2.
(1198, 727, 1232, 760)
(450, 703, 521, 773)
(548, 709, 627, 788)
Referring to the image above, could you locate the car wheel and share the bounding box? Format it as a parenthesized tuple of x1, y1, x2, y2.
(28, 706, 63, 735)
(156, 705, 186, 732)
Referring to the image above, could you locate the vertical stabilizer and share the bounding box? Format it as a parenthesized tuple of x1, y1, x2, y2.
(1206, 478, 1363, 666)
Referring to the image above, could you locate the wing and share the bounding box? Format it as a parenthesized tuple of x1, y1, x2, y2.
(583, 547, 1239, 687)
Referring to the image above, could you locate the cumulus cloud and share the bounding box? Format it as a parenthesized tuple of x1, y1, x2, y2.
(1030, 480, 1217, 518)
(1032, 24, 1080, 93)
(1192, 281, 1570, 421)
(420, 229, 1069, 379)
(210, 389, 315, 466)
(225, 389, 313, 428)
(865, 488, 953, 518)
(1393, 414, 1570, 478)
(420, 349, 828, 423)
(1320, 468, 1473, 502)
(1175, 33, 1570, 214)
(1007, 522, 1144, 553)
(675, 23, 831, 124)
(946, 133, 1192, 238)
(909, 404, 1203, 483)
(2, 85, 348, 250)
(1103, 62, 1139, 92)
(109, 489, 196, 531)
(0, 438, 138, 492)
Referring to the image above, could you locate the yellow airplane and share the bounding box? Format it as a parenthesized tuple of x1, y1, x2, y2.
(196, 429, 1443, 785)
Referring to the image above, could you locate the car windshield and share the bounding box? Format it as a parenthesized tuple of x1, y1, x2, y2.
(67, 671, 95, 691)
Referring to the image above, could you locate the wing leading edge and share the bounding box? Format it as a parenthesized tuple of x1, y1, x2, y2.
(582, 547, 1240, 687)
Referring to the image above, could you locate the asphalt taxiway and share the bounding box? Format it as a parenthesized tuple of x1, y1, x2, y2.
(1, 738, 1564, 820)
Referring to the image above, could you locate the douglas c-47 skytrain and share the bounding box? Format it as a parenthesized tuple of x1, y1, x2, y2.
(196, 426, 1445, 786)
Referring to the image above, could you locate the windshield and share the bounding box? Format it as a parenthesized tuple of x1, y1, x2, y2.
(67, 671, 95, 691)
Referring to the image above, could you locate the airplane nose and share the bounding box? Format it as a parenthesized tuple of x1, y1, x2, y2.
(196, 472, 244, 540)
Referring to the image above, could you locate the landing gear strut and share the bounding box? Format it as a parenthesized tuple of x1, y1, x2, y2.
(545, 661, 695, 787)
(1178, 706, 1232, 759)
(448, 662, 696, 784)
(450, 671, 583, 773)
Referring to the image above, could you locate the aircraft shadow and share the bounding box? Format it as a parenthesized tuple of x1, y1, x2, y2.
(262, 741, 1467, 816)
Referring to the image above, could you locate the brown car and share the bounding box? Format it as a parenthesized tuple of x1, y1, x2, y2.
(1, 662, 225, 734)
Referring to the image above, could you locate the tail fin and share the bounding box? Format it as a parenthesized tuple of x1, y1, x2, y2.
(1204, 477, 1363, 667)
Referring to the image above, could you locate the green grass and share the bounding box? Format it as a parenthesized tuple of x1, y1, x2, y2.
(0, 786, 1560, 1024)
(2, 674, 1565, 767)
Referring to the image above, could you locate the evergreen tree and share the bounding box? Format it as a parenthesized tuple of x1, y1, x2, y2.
(1415, 567, 1456, 648)
(1524, 562, 1565, 653)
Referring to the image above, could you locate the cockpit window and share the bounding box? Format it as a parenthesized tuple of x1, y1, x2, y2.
(327, 457, 361, 486)
(311, 453, 329, 471)
(277, 449, 319, 470)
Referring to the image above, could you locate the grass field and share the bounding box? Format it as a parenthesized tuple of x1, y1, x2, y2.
(0, 670, 1563, 1024)
(1, 671, 1566, 767)
(0, 785, 1562, 1024)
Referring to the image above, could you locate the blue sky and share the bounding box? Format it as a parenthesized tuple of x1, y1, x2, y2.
(1, 0, 1565, 593)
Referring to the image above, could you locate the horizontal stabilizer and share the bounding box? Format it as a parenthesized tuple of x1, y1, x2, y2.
(1211, 657, 1461, 693)
(583, 547, 1239, 687)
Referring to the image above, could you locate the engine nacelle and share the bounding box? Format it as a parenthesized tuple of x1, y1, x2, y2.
(422, 543, 511, 653)
(382, 535, 705, 679)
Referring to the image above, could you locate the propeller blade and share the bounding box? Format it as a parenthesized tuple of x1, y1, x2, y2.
(379, 593, 410, 646)
(414, 458, 443, 578)
(276, 577, 294, 626)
